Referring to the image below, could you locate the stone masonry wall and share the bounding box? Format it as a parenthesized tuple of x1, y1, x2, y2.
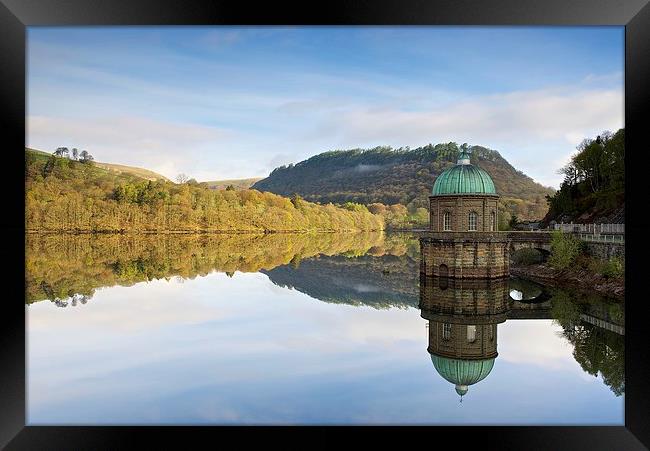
(420, 235, 510, 278)
(429, 195, 499, 232)
(419, 277, 510, 320)
(585, 241, 625, 260)
(428, 322, 498, 360)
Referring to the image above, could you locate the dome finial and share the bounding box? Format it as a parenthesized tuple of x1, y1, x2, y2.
(455, 384, 469, 397)
(457, 150, 471, 165)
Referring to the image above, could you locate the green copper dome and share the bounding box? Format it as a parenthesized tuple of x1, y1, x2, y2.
(432, 157, 497, 196)
(431, 355, 495, 389)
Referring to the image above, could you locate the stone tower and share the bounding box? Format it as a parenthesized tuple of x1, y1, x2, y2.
(420, 150, 510, 278)
(419, 276, 509, 399)
(429, 151, 498, 232)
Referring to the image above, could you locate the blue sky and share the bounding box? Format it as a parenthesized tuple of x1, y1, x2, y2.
(27, 26, 624, 187)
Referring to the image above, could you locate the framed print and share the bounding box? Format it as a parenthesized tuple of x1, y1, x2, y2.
(2, 0, 649, 448)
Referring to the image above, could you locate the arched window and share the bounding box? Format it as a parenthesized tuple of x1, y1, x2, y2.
(443, 212, 452, 231)
(490, 211, 496, 231)
(468, 211, 477, 231)
(443, 323, 452, 340)
(467, 325, 476, 343)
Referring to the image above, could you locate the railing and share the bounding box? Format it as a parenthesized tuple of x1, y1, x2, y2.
(553, 223, 624, 234)
(579, 314, 625, 335)
(576, 233, 624, 244)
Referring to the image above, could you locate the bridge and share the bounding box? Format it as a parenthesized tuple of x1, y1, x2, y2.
(418, 228, 624, 261)
(418, 230, 554, 256)
(506, 231, 552, 255)
(418, 224, 625, 278)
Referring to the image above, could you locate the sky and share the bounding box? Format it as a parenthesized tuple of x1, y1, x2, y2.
(27, 26, 624, 188)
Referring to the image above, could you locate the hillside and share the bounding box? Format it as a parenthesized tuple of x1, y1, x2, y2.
(27, 147, 170, 181)
(93, 161, 171, 182)
(205, 177, 262, 190)
(543, 129, 624, 225)
(253, 143, 555, 221)
(25, 148, 383, 233)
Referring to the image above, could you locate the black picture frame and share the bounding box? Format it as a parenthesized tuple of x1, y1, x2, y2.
(2, 0, 649, 448)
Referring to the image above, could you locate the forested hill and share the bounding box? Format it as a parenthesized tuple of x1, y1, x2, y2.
(25, 148, 382, 232)
(543, 128, 624, 224)
(253, 143, 555, 221)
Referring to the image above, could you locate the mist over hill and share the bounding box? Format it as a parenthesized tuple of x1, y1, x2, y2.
(253, 143, 555, 221)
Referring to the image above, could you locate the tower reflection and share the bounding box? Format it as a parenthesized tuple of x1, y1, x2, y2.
(419, 276, 510, 400)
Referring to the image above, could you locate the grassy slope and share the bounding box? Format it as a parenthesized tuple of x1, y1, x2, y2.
(204, 177, 262, 190)
(27, 147, 170, 182)
(27, 148, 139, 183)
(93, 161, 171, 182)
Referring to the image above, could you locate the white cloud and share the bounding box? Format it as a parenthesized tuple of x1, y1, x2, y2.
(315, 87, 622, 148)
(300, 85, 622, 188)
(498, 320, 576, 370)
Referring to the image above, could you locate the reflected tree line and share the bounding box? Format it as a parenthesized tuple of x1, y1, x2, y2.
(26, 232, 417, 305)
(550, 288, 625, 396)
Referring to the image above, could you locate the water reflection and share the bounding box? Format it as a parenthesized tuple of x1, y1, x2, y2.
(26, 232, 414, 306)
(419, 275, 624, 398)
(26, 232, 624, 423)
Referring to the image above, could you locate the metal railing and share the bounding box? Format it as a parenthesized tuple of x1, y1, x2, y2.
(553, 223, 624, 234)
(576, 233, 624, 244)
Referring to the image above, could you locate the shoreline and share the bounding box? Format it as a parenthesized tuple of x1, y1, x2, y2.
(510, 263, 624, 300)
(25, 229, 384, 235)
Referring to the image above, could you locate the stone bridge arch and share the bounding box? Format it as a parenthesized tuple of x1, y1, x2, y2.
(508, 277, 553, 303)
(507, 231, 553, 262)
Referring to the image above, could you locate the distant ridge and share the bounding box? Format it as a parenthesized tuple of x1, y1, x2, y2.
(93, 161, 171, 182)
(253, 143, 555, 221)
(205, 177, 262, 190)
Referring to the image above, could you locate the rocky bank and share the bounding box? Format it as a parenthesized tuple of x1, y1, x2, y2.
(510, 263, 624, 300)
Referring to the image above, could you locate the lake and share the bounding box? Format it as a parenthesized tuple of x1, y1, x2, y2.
(26, 232, 624, 425)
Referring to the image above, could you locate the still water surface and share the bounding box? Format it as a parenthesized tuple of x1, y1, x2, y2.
(26, 232, 624, 424)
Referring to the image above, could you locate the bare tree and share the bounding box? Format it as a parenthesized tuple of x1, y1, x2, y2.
(176, 173, 189, 184)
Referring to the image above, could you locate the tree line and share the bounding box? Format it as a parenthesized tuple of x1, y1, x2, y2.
(26, 148, 383, 233)
(53, 146, 95, 163)
(544, 128, 624, 222)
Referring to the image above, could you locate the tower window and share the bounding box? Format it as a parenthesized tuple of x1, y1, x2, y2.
(490, 211, 496, 231)
(443, 212, 452, 231)
(468, 211, 477, 231)
(442, 323, 452, 340)
(467, 325, 476, 343)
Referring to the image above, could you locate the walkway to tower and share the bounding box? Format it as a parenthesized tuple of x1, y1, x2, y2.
(417, 228, 624, 259)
